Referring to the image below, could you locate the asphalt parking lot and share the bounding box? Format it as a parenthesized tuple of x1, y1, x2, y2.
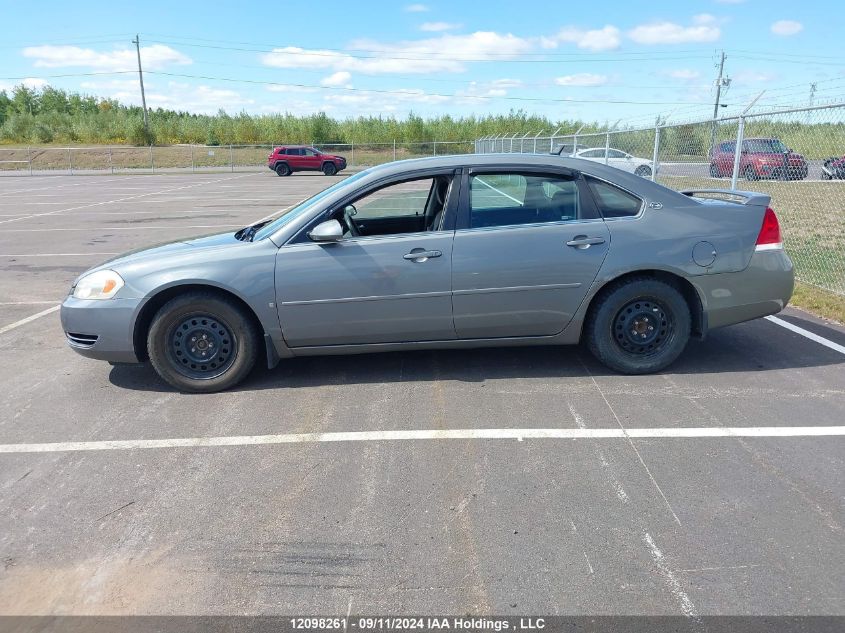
(0, 172, 843, 616)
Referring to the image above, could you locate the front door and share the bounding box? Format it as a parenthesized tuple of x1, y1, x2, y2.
(275, 174, 457, 347)
(451, 170, 609, 338)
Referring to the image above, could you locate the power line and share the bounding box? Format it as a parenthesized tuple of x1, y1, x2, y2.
(143, 70, 717, 106)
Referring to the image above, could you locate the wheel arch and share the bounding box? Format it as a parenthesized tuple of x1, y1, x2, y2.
(582, 269, 706, 340)
(133, 283, 267, 363)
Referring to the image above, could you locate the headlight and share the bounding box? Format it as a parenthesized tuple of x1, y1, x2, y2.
(72, 270, 125, 300)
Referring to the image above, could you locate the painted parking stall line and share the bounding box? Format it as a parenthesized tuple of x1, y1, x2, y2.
(766, 315, 845, 355)
(1, 426, 843, 454)
(0, 305, 60, 336)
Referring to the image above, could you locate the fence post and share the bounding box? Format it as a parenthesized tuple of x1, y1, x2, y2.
(393, 139, 396, 161)
(68, 148, 73, 175)
(651, 126, 660, 182)
(433, 140, 437, 156)
(730, 117, 745, 189)
(27, 146, 33, 176)
(351, 142, 355, 167)
(190, 144, 195, 173)
(149, 145, 154, 173)
(604, 133, 610, 165)
(108, 147, 113, 174)
(229, 144, 234, 172)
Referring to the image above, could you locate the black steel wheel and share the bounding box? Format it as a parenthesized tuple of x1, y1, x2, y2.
(744, 165, 759, 181)
(148, 292, 260, 392)
(275, 162, 291, 177)
(585, 278, 691, 374)
(709, 163, 721, 178)
(322, 162, 337, 176)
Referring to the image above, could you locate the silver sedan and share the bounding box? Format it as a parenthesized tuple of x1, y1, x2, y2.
(62, 154, 794, 392)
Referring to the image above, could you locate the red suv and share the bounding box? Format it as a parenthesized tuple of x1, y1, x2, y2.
(267, 146, 347, 177)
(710, 137, 807, 181)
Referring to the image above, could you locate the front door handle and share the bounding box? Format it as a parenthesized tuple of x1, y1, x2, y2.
(566, 235, 606, 249)
(403, 249, 442, 262)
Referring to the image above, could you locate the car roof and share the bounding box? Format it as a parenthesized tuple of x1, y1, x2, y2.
(354, 153, 685, 200)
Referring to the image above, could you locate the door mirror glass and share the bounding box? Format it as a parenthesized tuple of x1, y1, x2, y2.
(309, 219, 343, 242)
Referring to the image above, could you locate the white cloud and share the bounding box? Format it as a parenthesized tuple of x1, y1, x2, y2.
(419, 22, 461, 32)
(404, 3, 428, 11)
(101, 80, 252, 114)
(771, 20, 803, 36)
(628, 15, 721, 44)
(321, 71, 352, 87)
(261, 32, 533, 75)
(0, 77, 50, 92)
(22, 44, 191, 71)
(555, 25, 621, 51)
(665, 69, 701, 80)
(555, 73, 608, 87)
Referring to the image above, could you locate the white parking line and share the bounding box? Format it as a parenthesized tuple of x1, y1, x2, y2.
(0, 252, 119, 257)
(0, 173, 256, 226)
(0, 426, 842, 454)
(766, 315, 845, 355)
(0, 305, 59, 336)
(3, 225, 241, 233)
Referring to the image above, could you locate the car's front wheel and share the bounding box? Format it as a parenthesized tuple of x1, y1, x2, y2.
(322, 162, 337, 176)
(709, 163, 721, 178)
(585, 278, 691, 375)
(147, 292, 260, 392)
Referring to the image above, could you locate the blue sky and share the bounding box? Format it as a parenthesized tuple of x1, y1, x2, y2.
(0, 0, 841, 126)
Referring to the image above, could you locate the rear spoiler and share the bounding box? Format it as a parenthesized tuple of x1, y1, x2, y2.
(680, 189, 771, 208)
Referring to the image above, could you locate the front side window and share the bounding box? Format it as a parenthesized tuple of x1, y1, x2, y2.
(585, 176, 642, 218)
(336, 175, 452, 238)
(608, 149, 628, 159)
(744, 139, 787, 154)
(304, 148, 319, 156)
(469, 173, 582, 229)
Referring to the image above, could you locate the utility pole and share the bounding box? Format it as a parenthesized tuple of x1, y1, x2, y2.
(807, 83, 817, 123)
(709, 51, 727, 155)
(132, 34, 150, 139)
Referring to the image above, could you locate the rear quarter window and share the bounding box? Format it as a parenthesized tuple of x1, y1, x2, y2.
(585, 176, 642, 218)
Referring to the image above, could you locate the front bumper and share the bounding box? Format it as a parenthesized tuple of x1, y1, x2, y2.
(61, 296, 143, 363)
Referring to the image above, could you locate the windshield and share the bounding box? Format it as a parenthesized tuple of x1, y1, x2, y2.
(745, 139, 788, 153)
(252, 169, 371, 241)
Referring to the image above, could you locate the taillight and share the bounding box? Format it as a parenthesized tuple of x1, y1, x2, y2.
(755, 207, 783, 251)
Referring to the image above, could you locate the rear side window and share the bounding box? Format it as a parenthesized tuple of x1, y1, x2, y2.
(585, 176, 642, 218)
(468, 173, 586, 228)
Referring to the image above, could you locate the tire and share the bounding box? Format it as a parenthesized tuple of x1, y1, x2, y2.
(709, 163, 721, 178)
(274, 162, 290, 177)
(634, 165, 652, 178)
(585, 278, 691, 375)
(744, 165, 759, 181)
(147, 292, 260, 393)
(322, 162, 337, 176)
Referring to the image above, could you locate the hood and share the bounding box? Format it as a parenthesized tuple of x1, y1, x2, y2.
(85, 231, 243, 275)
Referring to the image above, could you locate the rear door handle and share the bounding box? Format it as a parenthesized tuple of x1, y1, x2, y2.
(566, 236, 606, 249)
(403, 249, 442, 261)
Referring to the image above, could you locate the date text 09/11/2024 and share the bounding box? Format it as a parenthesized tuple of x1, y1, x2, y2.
(289, 618, 548, 631)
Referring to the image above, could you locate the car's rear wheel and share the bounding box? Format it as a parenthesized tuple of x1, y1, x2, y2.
(634, 165, 652, 178)
(275, 163, 290, 177)
(585, 278, 691, 375)
(322, 162, 337, 176)
(709, 163, 721, 178)
(148, 292, 260, 393)
(744, 165, 759, 181)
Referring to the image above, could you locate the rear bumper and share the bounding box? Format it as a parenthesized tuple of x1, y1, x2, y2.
(693, 249, 794, 330)
(60, 296, 142, 363)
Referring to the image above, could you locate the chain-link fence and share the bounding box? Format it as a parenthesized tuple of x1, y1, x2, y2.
(476, 102, 845, 297)
(0, 140, 476, 176)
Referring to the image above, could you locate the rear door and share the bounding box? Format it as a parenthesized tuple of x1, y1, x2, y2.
(451, 169, 610, 338)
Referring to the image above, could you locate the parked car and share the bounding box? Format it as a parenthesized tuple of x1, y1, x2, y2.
(710, 138, 808, 181)
(267, 145, 347, 176)
(62, 154, 793, 393)
(821, 155, 845, 180)
(551, 143, 588, 157)
(572, 147, 657, 178)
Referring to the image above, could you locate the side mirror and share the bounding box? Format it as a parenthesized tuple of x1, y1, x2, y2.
(308, 219, 343, 243)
